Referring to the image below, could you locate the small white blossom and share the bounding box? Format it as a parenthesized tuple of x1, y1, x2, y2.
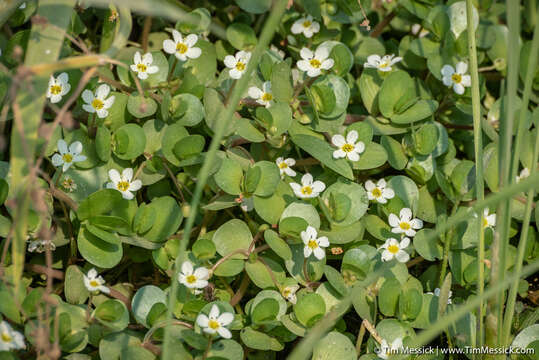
(427, 288, 453, 304)
(276, 157, 296, 177)
(388, 208, 423, 237)
(163, 30, 201, 61)
(331, 130, 365, 162)
(130, 51, 158, 80)
(196, 305, 234, 339)
(364, 54, 402, 72)
(0, 321, 25, 351)
(281, 284, 300, 304)
(51, 139, 86, 172)
(224, 51, 251, 79)
(516, 168, 530, 183)
(481, 208, 496, 229)
(365, 179, 395, 204)
(297, 47, 334, 77)
(178, 261, 209, 289)
(377, 337, 403, 359)
(27, 239, 56, 253)
(380, 237, 410, 263)
(441, 62, 471, 95)
(82, 84, 115, 118)
(291, 15, 320, 38)
(248, 81, 274, 108)
(83, 268, 109, 294)
(106, 168, 142, 200)
(301, 226, 329, 260)
(290, 173, 325, 199)
(19, 2, 26, 9)
(46, 72, 70, 103)
(61, 176, 77, 192)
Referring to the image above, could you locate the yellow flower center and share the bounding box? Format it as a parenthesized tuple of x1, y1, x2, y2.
(261, 92, 273, 102)
(379, 61, 389, 69)
(236, 62, 246, 71)
(176, 42, 188, 54)
(62, 153, 73, 163)
(89, 280, 99, 287)
(400, 222, 411, 230)
(301, 186, 313, 195)
(388, 245, 399, 254)
(341, 143, 354, 153)
(137, 63, 147, 72)
(117, 181, 130, 192)
(278, 162, 288, 169)
(372, 188, 382, 198)
(50, 84, 62, 95)
(309, 59, 321, 68)
(303, 20, 312, 28)
(308, 240, 318, 249)
(451, 73, 462, 83)
(1, 332, 12, 342)
(92, 98, 104, 110)
(208, 320, 220, 330)
(186, 274, 197, 284)
(483, 218, 489, 228)
(283, 288, 291, 297)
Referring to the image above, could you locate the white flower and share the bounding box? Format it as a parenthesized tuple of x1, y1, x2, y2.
(388, 208, 423, 237)
(163, 30, 201, 61)
(363, 54, 402, 72)
(290, 173, 325, 199)
(377, 337, 403, 359)
(83, 268, 109, 294)
(441, 62, 471, 95)
(51, 139, 87, 172)
(46, 72, 70, 103)
(82, 84, 115, 118)
(248, 81, 274, 108)
(19, 2, 26, 9)
(276, 157, 296, 177)
(291, 15, 320, 38)
(27, 239, 56, 253)
(380, 237, 410, 263)
(331, 130, 365, 162)
(196, 304, 234, 339)
(427, 288, 452, 304)
(481, 208, 496, 229)
(301, 225, 329, 260)
(106, 168, 142, 200)
(224, 51, 251, 79)
(516, 168, 530, 183)
(281, 285, 300, 304)
(130, 51, 159, 80)
(297, 47, 334, 77)
(178, 261, 209, 289)
(365, 179, 395, 204)
(0, 321, 25, 351)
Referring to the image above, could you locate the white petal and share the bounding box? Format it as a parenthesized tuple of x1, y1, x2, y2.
(122, 168, 134, 182)
(320, 58, 334, 70)
(314, 46, 330, 61)
(181, 261, 193, 275)
(63, 162, 72, 172)
(382, 188, 395, 199)
(196, 314, 209, 327)
(365, 180, 375, 191)
(453, 83, 465, 95)
(301, 173, 313, 186)
(103, 95, 115, 109)
(400, 237, 410, 249)
(229, 68, 242, 79)
(138, 72, 149, 80)
(142, 52, 153, 65)
(487, 214, 496, 226)
(69, 141, 83, 155)
(57, 139, 68, 154)
(209, 304, 220, 319)
(147, 65, 159, 74)
(217, 312, 234, 326)
(194, 267, 209, 280)
(355, 141, 365, 153)
(332, 134, 346, 147)
(121, 190, 134, 200)
(57, 72, 69, 84)
(284, 158, 295, 166)
(390, 56, 403, 65)
(313, 247, 325, 260)
(291, 21, 304, 34)
(304, 246, 313, 258)
(441, 65, 455, 76)
(347, 151, 360, 162)
(461, 75, 471, 87)
(296, 59, 310, 72)
(81, 89, 94, 104)
(442, 75, 453, 87)
(134, 51, 142, 64)
(400, 208, 412, 221)
(381, 250, 393, 261)
(346, 130, 358, 144)
(395, 250, 410, 263)
(129, 180, 142, 192)
(248, 86, 263, 99)
(318, 236, 329, 247)
(186, 47, 202, 59)
(172, 30, 182, 43)
(130, 64, 139, 72)
(290, 182, 301, 194)
(175, 52, 187, 61)
(96, 109, 109, 118)
(82, 104, 95, 113)
(194, 279, 208, 288)
(61, 83, 71, 95)
(410, 218, 423, 229)
(51, 154, 63, 167)
(300, 47, 313, 60)
(311, 181, 325, 193)
(284, 168, 296, 177)
(185, 34, 198, 47)
(456, 61, 468, 74)
(108, 169, 121, 183)
(388, 213, 400, 227)
(307, 68, 321, 77)
(163, 39, 176, 54)
(217, 327, 232, 339)
(96, 84, 110, 99)
(366, 54, 381, 66)
(405, 229, 416, 237)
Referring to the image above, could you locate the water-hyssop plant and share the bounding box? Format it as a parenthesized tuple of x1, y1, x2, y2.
(0, 0, 538, 359)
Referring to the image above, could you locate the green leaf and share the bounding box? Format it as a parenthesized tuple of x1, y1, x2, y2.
(264, 229, 292, 260)
(131, 285, 167, 328)
(141, 196, 183, 243)
(359, 68, 383, 115)
(252, 161, 280, 196)
(381, 135, 408, 170)
(162, 123, 189, 166)
(96, 126, 112, 162)
(78, 227, 123, 269)
(387, 175, 420, 213)
(320, 179, 368, 226)
(294, 293, 326, 327)
(227, 22, 257, 50)
(213, 219, 252, 258)
(250, 298, 280, 324)
(378, 278, 401, 316)
(113, 123, 147, 160)
(170, 93, 204, 127)
(290, 134, 353, 179)
(240, 326, 284, 351)
(323, 265, 349, 296)
(312, 331, 357, 360)
(127, 93, 158, 118)
(93, 299, 129, 331)
(245, 257, 285, 289)
(214, 158, 243, 195)
(392, 99, 438, 124)
(379, 71, 415, 119)
(173, 135, 205, 159)
(353, 142, 388, 170)
(234, 0, 271, 14)
(271, 61, 293, 102)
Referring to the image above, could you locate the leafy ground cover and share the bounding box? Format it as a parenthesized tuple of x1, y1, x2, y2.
(0, 0, 538, 359)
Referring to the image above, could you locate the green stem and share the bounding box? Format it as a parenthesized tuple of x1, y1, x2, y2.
(465, 0, 485, 348)
(160, 2, 289, 358)
(501, 6, 539, 346)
